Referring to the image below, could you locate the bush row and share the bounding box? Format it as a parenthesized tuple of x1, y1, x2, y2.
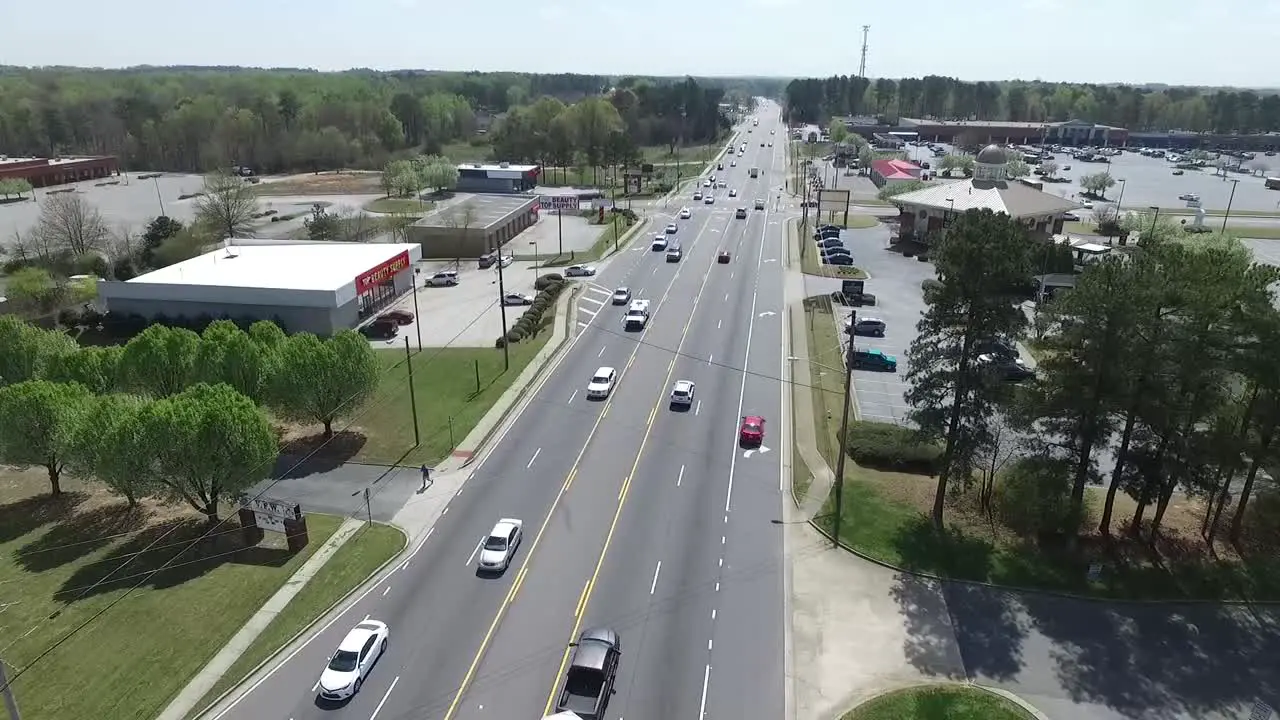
(496, 274, 567, 347)
(844, 420, 942, 474)
(59, 307, 288, 336)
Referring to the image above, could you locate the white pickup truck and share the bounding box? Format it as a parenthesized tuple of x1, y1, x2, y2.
(623, 299, 650, 330)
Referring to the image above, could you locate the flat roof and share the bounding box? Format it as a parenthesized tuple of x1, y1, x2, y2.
(457, 163, 539, 173)
(413, 195, 536, 232)
(0, 155, 113, 166)
(127, 242, 419, 292)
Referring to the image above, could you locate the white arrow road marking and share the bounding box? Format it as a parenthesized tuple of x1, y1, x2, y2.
(764, 259, 777, 263)
(743, 445, 772, 458)
(758, 311, 777, 317)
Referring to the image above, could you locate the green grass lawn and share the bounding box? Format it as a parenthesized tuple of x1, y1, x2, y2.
(187, 522, 406, 718)
(799, 298, 1280, 601)
(543, 217, 640, 266)
(1063, 220, 1280, 240)
(354, 313, 555, 465)
(438, 139, 492, 163)
(0, 478, 342, 720)
(841, 685, 1034, 720)
(641, 142, 725, 165)
(363, 197, 432, 214)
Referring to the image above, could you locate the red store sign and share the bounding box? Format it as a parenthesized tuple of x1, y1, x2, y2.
(355, 251, 410, 294)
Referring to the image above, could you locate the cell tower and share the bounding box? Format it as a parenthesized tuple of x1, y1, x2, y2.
(858, 25, 870, 78)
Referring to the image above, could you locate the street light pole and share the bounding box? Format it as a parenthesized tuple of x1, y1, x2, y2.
(556, 208, 564, 257)
(1221, 179, 1240, 233)
(830, 341, 856, 548)
(495, 258, 510, 371)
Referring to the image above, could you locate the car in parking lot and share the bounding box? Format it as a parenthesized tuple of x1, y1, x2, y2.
(852, 348, 897, 372)
(974, 338, 1018, 359)
(704, 195, 715, 205)
(979, 353, 1036, 381)
(670, 380, 695, 407)
(816, 237, 844, 249)
(611, 287, 632, 305)
(318, 620, 390, 700)
(739, 415, 766, 445)
(565, 265, 596, 277)
(679, 207, 692, 219)
(728, 188, 738, 197)
(477, 518, 523, 572)
(502, 293, 534, 306)
(823, 254, 855, 266)
(587, 367, 617, 398)
(425, 271, 459, 287)
(360, 319, 399, 339)
(651, 236, 668, 251)
(693, 191, 703, 201)
(846, 317, 886, 337)
(377, 309, 415, 325)
(665, 223, 678, 234)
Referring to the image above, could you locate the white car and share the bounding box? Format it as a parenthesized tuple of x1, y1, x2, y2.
(565, 265, 596, 277)
(670, 380, 695, 407)
(611, 287, 632, 305)
(1179, 192, 1200, 201)
(425, 271, 459, 287)
(679, 207, 692, 219)
(704, 195, 715, 205)
(703, 179, 712, 187)
(502, 292, 534, 306)
(651, 236, 669, 251)
(318, 620, 390, 700)
(728, 189, 738, 197)
(477, 518, 523, 572)
(587, 367, 617, 398)
(693, 191, 703, 201)
(730, 160, 737, 167)
(665, 223, 678, 234)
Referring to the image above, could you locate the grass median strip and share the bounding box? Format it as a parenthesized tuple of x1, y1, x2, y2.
(363, 197, 432, 214)
(0, 478, 342, 720)
(186, 521, 407, 718)
(841, 684, 1035, 720)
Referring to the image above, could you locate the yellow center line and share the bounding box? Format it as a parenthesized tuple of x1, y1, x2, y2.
(440, 189, 725, 720)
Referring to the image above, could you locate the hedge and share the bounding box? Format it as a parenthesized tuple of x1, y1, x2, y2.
(495, 276, 567, 345)
(844, 420, 942, 474)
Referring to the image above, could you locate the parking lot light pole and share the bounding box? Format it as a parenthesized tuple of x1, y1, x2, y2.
(496, 257, 510, 371)
(1221, 179, 1240, 233)
(410, 280, 422, 349)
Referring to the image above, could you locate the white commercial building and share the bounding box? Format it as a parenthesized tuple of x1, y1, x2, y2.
(98, 241, 423, 335)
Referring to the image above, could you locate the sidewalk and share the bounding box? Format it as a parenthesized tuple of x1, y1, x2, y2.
(157, 518, 366, 720)
(177, 288, 582, 720)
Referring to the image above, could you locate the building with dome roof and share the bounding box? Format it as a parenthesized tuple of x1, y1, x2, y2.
(888, 144, 1082, 245)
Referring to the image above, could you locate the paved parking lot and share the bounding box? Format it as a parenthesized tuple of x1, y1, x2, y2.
(803, 223, 932, 425)
(369, 258, 545, 349)
(518, 211, 603, 255)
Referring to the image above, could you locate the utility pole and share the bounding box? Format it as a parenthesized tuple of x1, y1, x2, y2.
(556, 207, 564, 256)
(1, 657, 22, 720)
(858, 26, 870, 78)
(831, 340, 856, 548)
(495, 257, 510, 370)
(1221, 178, 1240, 233)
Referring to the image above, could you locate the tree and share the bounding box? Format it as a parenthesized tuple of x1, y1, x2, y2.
(904, 209, 1034, 529)
(194, 171, 260, 239)
(1079, 171, 1116, 198)
(269, 330, 380, 438)
(0, 315, 76, 385)
(1005, 156, 1032, 179)
(939, 153, 974, 178)
(419, 159, 459, 193)
(856, 145, 875, 173)
(141, 215, 184, 268)
(118, 323, 202, 397)
(63, 393, 154, 506)
(304, 204, 341, 241)
(877, 179, 927, 201)
(0, 178, 33, 200)
(0, 379, 93, 495)
(141, 383, 277, 522)
(195, 319, 278, 403)
(828, 123, 850, 144)
(44, 345, 123, 394)
(1040, 160, 1060, 178)
(32, 192, 111, 256)
(382, 159, 417, 197)
(3, 266, 63, 317)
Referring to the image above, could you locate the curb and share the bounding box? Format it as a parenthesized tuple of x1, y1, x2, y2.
(458, 284, 581, 469)
(188, 521, 409, 720)
(835, 681, 1051, 720)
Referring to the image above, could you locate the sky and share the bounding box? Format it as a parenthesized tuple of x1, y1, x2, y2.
(5, 0, 1280, 88)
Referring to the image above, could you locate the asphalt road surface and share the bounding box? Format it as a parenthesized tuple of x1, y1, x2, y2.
(208, 102, 790, 720)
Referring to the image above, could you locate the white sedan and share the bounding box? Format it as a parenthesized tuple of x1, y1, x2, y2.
(704, 195, 715, 205)
(611, 287, 632, 305)
(565, 265, 596, 277)
(665, 223, 678, 234)
(728, 189, 738, 197)
(317, 620, 390, 701)
(502, 292, 534, 306)
(679, 207, 692, 219)
(477, 518, 523, 572)
(587, 366, 617, 398)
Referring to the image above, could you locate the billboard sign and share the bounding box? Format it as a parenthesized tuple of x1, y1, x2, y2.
(818, 188, 851, 214)
(238, 494, 302, 534)
(542, 195, 581, 211)
(355, 250, 411, 294)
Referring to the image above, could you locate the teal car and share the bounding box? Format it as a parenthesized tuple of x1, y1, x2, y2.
(852, 348, 898, 372)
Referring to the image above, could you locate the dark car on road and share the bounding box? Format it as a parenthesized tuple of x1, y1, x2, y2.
(554, 627, 622, 720)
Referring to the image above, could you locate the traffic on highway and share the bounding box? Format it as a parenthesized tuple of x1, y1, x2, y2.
(207, 101, 790, 720)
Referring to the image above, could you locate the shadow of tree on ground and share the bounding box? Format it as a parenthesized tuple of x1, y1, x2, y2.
(15, 501, 152, 573)
(0, 491, 87, 545)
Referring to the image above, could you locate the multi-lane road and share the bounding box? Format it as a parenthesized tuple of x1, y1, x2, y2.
(210, 103, 792, 720)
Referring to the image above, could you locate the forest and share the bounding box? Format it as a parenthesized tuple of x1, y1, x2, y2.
(0, 67, 779, 174)
(784, 75, 1280, 134)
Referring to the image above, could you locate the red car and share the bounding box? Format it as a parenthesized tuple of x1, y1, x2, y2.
(739, 415, 765, 446)
(378, 309, 415, 325)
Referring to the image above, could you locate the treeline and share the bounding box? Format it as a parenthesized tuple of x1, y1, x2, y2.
(785, 75, 1280, 135)
(0, 315, 382, 521)
(0, 67, 757, 175)
(887, 209, 1279, 549)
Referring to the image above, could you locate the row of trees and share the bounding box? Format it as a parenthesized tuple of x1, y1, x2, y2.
(0, 177, 33, 199)
(903, 209, 1278, 548)
(785, 75, 1280, 136)
(0, 68, 763, 175)
(0, 316, 381, 521)
(380, 154, 460, 198)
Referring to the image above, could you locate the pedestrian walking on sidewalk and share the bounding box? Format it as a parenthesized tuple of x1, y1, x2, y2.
(420, 464, 432, 491)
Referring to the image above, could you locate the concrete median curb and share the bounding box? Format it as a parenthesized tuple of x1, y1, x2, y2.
(188, 521, 409, 720)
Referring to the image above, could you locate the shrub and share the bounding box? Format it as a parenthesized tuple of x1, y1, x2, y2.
(993, 455, 1079, 536)
(57, 307, 83, 328)
(495, 334, 508, 348)
(506, 327, 526, 343)
(534, 273, 564, 291)
(844, 421, 942, 474)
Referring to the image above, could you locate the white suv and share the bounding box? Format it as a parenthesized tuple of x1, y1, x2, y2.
(425, 271, 459, 287)
(670, 380, 695, 407)
(587, 367, 617, 398)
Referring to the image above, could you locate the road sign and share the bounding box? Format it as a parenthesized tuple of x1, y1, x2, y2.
(238, 494, 301, 533)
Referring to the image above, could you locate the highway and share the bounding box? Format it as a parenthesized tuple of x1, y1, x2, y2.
(208, 101, 790, 720)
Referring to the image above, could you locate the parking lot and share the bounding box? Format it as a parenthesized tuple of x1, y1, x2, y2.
(368, 258, 546, 349)
(518, 210, 603, 255)
(803, 223, 932, 424)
